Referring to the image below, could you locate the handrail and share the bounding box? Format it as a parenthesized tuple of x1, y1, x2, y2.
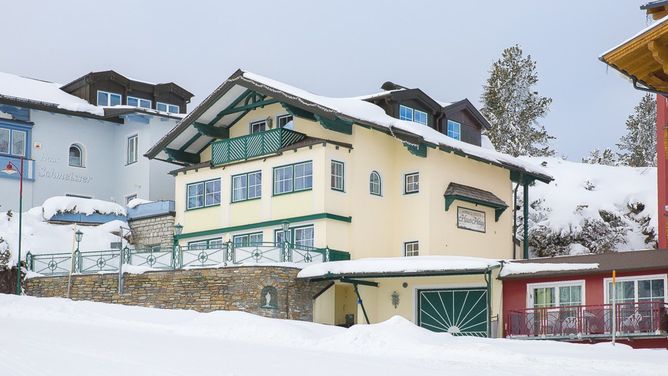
(211, 128, 306, 166)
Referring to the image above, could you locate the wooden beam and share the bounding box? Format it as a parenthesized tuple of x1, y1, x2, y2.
(207, 89, 253, 127)
(648, 39, 668, 76)
(194, 122, 229, 138)
(165, 148, 200, 164)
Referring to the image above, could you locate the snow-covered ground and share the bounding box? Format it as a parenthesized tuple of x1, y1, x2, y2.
(0, 295, 664, 376)
(521, 157, 657, 254)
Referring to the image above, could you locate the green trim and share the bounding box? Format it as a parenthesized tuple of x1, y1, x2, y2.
(186, 178, 221, 210)
(340, 278, 379, 287)
(273, 224, 314, 245)
(179, 134, 201, 152)
(305, 265, 500, 281)
(184, 204, 220, 212)
(187, 237, 223, 248)
(177, 212, 352, 240)
(272, 160, 313, 196)
(402, 141, 427, 158)
(231, 170, 262, 203)
(444, 195, 508, 222)
(194, 122, 229, 138)
(215, 99, 278, 117)
(523, 180, 529, 259)
(330, 160, 345, 192)
(281, 103, 317, 121)
(314, 114, 353, 135)
(166, 148, 200, 164)
(207, 89, 253, 127)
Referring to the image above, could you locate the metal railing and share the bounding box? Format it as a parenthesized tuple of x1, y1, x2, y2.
(506, 302, 668, 339)
(26, 242, 337, 277)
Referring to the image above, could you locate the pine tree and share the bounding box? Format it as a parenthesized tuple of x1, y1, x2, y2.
(617, 94, 657, 167)
(481, 45, 554, 157)
(582, 148, 618, 166)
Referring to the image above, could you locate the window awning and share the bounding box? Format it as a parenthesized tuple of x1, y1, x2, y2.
(444, 182, 508, 221)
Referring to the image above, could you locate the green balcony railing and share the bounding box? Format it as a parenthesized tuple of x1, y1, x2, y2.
(25, 242, 350, 277)
(211, 128, 306, 166)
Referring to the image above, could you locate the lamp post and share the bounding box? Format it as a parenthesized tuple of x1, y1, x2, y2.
(67, 228, 84, 298)
(281, 221, 290, 262)
(173, 223, 183, 269)
(75, 230, 83, 252)
(2, 157, 24, 295)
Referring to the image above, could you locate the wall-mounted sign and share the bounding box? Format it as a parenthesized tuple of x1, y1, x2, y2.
(457, 207, 486, 233)
(260, 286, 278, 309)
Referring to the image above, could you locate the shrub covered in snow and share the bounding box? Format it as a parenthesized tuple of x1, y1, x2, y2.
(41, 196, 126, 219)
(517, 157, 656, 257)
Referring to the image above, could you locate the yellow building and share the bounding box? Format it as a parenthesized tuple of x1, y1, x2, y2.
(146, 70, 551, 336)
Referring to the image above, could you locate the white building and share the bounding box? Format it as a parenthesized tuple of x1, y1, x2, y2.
(0, 70, 193, 211)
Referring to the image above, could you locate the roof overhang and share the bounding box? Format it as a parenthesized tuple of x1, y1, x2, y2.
(600, 16, 668, 95)
(300, 267, 500, 282)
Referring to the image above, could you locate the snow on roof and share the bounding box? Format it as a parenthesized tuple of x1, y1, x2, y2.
(0, 71, 104, 116)
(241, 72, 551, 180)
(352, 89, 404, 101)
(600, 14, 668, 58)
(42, 196, 127, 219)
(126, 198, 152, 209)
(499, 262, 599, 277)
(297, 256, 502, 279)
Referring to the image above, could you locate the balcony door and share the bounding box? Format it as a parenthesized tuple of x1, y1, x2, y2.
(527, 281, 584, 336)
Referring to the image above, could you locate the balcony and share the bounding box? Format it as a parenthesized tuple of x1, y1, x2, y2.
(211, 128, 306, 166)
(506, 302, 668, 340)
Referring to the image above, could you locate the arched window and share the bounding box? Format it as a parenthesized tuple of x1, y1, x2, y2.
(69, 144, 83, 167)
(370, 171, 381, 196)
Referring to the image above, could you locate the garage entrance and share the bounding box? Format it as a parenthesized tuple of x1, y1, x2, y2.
(417, 287, 488, 337)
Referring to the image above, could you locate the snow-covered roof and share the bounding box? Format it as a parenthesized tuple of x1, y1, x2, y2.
(600, 15, 668, 58)
(0, 71, 103, 116)
(42, 196, 127, 219)
(298, 256, 502, 279)
(499, 262, 599, 277)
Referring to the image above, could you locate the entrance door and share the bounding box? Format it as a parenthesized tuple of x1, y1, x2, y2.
(417, 288, 488, 337)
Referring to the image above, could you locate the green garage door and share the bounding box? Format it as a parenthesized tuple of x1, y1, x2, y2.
(417, 288, 488, 337)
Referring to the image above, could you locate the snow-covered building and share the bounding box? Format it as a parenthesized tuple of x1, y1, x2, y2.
(0, 70, 193, 211)
(145, 69, 552, 336)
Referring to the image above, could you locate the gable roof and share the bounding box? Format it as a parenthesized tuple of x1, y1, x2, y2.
(444, 183, 507, 208)
(145, 69, 552, 183)
(443, 99, 492, 129)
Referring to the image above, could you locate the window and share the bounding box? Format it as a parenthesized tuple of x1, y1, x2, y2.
(273, 161, 312, 195)
(127, 135, 138, 164)
(404, 241, 419, 257)
(233, 232, 263, 247)
(125, 194, 137, 204)
(399, 105, 414, 121)
(370, 171, 382, 196)
(188, 238, 223, 250)
(404, 172, 419, 194)
(250, 120, 267, 134)
(156, 102, 180, 113)
(186, 179, 221, 210)
(277, 114, 293, 128)
(232, 171, 262, 202)
(69, 144, 83, 167)
(447, 120, 461, 141)
(330, 160, 344, 192)
(1, 128, 27, 157)
(275, 225, 314, 248)
(605, 275, 666, 304)
(414, 110, 428, 126)
(97, 91, 122, 107)
(127, 96, 152, 109)
(530, 283, 583, 308)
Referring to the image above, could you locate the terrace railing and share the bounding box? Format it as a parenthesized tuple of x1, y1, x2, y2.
(506, 302, 668, 340)
(210, 128, 306, 166)
(25, 241, 345, 277)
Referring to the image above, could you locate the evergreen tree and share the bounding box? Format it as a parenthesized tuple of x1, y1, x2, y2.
(617, 94, 657, 167)
(582, 148, 618, 166)
(481, 45, 554, 157)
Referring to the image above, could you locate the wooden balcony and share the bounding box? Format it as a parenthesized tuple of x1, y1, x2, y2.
(211, 128, 306, 166)
(506, 302, 668, 340)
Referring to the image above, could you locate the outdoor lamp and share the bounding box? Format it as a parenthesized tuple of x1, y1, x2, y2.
(75, 230, 84, 243)
(2, 161, 17, 175)
(281, 221, 290, 233)
(174, 223, 184, 236)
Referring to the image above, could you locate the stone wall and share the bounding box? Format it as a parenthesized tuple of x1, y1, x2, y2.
(24, 266, 331, 321)
(128, 214, 174, 250)
(0, 267, 18, 294)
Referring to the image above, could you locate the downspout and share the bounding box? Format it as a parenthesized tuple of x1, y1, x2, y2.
(484, 268, 492, 338)
(352, 282, 371, 324)
(522, 177, 530, 259)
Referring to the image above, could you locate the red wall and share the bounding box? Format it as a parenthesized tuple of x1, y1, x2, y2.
(657, 94, 667, 248)
(502, 269, 668, 348)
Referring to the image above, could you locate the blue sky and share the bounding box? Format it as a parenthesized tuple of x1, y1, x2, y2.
(1, 0, 652, 160)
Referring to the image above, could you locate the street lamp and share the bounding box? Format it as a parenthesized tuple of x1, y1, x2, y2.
(281, 221, 290, 262)
(172, 223, 183, 269)
(2, 157, 24, 295)
(75, 230, 83, 249)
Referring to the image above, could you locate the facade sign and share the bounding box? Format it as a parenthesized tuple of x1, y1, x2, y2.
(457, 206, 485, 233)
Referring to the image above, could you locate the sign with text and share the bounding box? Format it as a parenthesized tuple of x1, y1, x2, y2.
(457, 207, 486, 233)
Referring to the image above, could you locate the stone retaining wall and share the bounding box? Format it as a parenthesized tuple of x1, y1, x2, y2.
(25, 266, 330, 321)
(128, 214, 174, 250)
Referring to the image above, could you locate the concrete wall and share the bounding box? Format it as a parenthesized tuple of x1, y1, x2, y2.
(24, 266, 330, 321)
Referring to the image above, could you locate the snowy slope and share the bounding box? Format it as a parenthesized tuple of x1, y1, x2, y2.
(522, 157, 657, 255)
(0, 295, 664, 376)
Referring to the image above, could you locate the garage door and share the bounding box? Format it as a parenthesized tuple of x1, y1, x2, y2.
(417, 288, 488, 337)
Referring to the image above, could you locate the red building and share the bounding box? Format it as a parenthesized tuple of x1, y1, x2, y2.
(501, 250, 668, 349)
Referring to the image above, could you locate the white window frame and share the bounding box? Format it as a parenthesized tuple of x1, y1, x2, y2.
(330, 160, 344, 192)
(274, 224, 314, 248)
(399, 105, 414, 121)
(603, 274, 668, 304)
(156, 102, 180, 114)
(526, 280, 586, 308)
(186, 178, 221, 210)
(414, 109, 428, 125)
(370, 171, 382, 196)
(127, 135, 138, 165)
(231, 171, 262, 203)
(68, 144, 84, 167)
(404, 172, 419, 194)
(0, 128, 9, 154)
(277, 114, 293, 128)
(232, 232, 263, 247)
(404, 241, 419, 257)
(127, 96, 152, 109)
(249, 120, 267, 134)
(11, 129, 26, 157)
(447, 120, 462, 141)
(97, 90, 122, 107)
(273, 161, 312, 195)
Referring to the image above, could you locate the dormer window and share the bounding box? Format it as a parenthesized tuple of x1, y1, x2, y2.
(127, 96, 152, 109)
(447, 120, 462, 140)
(97, 91, 122, 107)
(399, 105, 428, 126)
(156, 102, 180, 114)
